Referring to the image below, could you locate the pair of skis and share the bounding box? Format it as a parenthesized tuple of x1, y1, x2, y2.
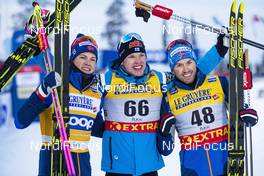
(32, 2, 75, 176)
(227, 1, 245, 175)
(0, 0, 81, 93)
(228, 1, 255, 176)
(51, 0, 71, 175)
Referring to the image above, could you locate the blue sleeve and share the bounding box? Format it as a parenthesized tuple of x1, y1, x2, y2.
(160, 94, 172, 117)
(15, 92, 52, 129)
(99, 70, 113, 96)
(157, 94, 174, 156)
(157, 132, 174, 156)
(219, 76, 229, 103)
(91, 98, 105, 138)
(197, 46, 224, 75)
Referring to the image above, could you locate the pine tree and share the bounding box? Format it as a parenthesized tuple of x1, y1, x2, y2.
(102, 0, 127, 49)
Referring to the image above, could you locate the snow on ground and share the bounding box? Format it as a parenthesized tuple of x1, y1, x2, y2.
(0, 78, 263, 176)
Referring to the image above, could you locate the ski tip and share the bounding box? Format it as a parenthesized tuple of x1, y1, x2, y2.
(239, 2, 245, 14)
(231, 0, 237, 13)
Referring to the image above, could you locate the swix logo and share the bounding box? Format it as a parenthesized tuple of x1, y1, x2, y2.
(243, 70, 252, 89)
(70, 116, 94, 130)
(129, 41, 142, 48)
(155, 6, 170, 14)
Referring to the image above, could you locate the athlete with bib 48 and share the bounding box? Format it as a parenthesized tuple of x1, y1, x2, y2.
(158, 39, 258, 176)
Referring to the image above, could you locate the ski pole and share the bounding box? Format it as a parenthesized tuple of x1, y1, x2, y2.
(134, 0, 264, 51)
(243, 49, 253, 176)
(32, 2, 76, 176)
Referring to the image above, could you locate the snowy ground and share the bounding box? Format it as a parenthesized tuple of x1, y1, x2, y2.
(0, 78, 263, 176)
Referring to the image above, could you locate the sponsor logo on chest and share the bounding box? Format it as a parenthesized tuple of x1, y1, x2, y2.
(69, 94, 98, 113)
(174, 89, 212, 109)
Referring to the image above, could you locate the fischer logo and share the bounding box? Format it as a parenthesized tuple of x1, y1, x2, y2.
(70, 116, 94, 130)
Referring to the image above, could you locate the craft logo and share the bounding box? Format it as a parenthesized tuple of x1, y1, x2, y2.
(212, 94, 220, 100)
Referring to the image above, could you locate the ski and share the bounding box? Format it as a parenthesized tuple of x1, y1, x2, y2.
(228, 0, 238, 174)
(51, 0, 64, 174)
(236, 2, 245, 175)
(62, 0, 70, 121)
(0, 0, 81, 92)
(228, 1, 245, 176)
(61, 0, 71, 174)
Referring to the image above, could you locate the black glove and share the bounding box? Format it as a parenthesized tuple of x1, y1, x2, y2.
(159, 113, 175, 136)
(239, 108, 258, 127)
(135, 8, 150, 22)
(36, 71, 62, 97)
(215, 33, 229, 58)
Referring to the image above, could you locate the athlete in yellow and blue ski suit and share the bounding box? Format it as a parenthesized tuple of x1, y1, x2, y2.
(15, 34, 102, 176)
(158, 39, 229, 176)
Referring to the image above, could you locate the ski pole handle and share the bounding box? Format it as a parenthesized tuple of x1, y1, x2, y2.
(37, 28, 49, 51)
(152, 5, 173, 20)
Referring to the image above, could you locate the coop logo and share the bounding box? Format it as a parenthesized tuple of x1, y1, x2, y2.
(69, 116, 94, 130)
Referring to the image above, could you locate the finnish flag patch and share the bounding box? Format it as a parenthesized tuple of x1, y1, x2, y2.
(208, 76, 216, 82)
